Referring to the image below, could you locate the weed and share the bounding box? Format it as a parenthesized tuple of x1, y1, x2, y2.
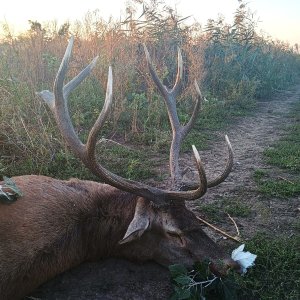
(291, 220, 300, 232)
(169, 234, 300, 300)
(235, 233, 300, 300)
(264, 128, 300, 172)
(222, 198, 252, 218)
(0, 160, 6, 175)
(96, 142, 157, 181)
(198, 203, 221, 222)
(254, 101, 300, 198)
(197, 197, 251, 223)
(256, 177, 300, 198)
(169, 261, 241, 300)
(253, 169, 268, 181)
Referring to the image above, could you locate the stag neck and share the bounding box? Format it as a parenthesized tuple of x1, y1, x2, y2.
(81, 185, 139, 259)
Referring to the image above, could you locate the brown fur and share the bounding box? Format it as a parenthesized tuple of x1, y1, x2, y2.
(0, 175, 237, 299)
(0, 175, 137, 299)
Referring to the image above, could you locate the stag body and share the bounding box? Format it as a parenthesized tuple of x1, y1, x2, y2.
(0, 38, 240, 299)
(0, 176, 136, 299)
(0, 175, 232, 299)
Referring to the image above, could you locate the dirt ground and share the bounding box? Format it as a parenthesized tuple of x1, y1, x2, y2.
(26, 85, 300, 300)
(186, 84, 300, 239)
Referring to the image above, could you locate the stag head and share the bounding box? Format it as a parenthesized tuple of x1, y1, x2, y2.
(38, 37, 240, 276)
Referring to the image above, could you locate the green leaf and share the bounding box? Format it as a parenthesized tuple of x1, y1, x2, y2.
(169, 264, 188, 278)
(3, 176, 23, 196)
(0, 176, 23, 203)
(174, 275, 191, 286)
(173, 286, 191, 299)
(0, 190, 14, 203)
(219, 279, 239, 300)
(194, 260, 211, 278)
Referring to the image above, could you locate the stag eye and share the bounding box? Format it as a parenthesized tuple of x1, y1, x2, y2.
(166, 231, 185, 246)
(167, 231, 179, 237)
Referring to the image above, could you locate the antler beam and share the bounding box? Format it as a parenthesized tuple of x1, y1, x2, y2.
(38, 37, 209, 206)
(143, 45, 234, 190)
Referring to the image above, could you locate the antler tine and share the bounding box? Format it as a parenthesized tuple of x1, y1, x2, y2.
(182, 80, 202, 137)
(144, 44, 203, 189)
(143, 45, 233, 194)
(192, 145, 207, 195)
(207, 135, 234, 187)
(170, 47, 183, 97)
(86, 66, 113, 159)
(182, 135, 234, 190)
(144, 45, 183, 98)
(53, 36, 85, 157)
(64, 56, 99, 99)
(37, 41, 98, 114)
(143, 44, 169, 99)
(38, 37, 210, 206)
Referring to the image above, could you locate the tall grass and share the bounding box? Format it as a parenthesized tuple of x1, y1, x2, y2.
(0, 0, 299, 179)
(203, 1, 300, 100)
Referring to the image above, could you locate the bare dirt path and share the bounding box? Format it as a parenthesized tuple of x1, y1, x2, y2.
(27, 85, 300, 300)
(186, 84, 300, 239)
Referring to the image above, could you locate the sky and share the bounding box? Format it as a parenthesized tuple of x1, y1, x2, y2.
(1, 0, 299, 46)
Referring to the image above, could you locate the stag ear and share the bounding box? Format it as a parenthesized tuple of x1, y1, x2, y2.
(119, 198, 152, 244)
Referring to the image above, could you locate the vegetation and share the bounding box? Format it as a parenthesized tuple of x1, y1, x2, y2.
(264, 103, 300, 172)
(0, 0, 300, 299)
(1, 0, 299, 181)
(239, 98, 300, 300)
(254, 172, 300, 198)
(170, 234, 300, 300)
(196, 196, 252, 222)
(236, 234, 300, 300)
(189, 98, 300, 298)
(169, 261, 240, 300)
(254, 99, 300, 198)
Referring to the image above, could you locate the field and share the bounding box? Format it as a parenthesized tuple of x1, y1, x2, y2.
(22, 82, 299, 300)
(0, 1, 300, 299)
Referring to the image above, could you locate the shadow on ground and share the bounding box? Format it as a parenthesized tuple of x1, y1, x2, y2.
(27, 259, 173, 300)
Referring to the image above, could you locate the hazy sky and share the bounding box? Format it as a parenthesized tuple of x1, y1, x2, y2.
(1, 0, 299, 45)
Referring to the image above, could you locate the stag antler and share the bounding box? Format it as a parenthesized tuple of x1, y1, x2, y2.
(143, 45, 233, 190)
(38, 37, 211, 206)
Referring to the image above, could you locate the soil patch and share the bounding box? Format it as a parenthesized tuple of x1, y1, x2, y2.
(185, 85, 300, 240)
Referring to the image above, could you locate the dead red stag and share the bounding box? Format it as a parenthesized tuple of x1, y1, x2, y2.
(0, 37, 240, 300)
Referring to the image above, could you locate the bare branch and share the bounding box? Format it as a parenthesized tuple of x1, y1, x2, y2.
(196, 216, 242, 243)
(226, 213, 241, 238)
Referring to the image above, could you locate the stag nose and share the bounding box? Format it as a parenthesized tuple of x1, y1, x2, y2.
(224, 258, 243, 273)
(209, 258, 242, 277)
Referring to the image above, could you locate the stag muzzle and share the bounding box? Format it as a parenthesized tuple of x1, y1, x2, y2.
(209, 258, 242, 277)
